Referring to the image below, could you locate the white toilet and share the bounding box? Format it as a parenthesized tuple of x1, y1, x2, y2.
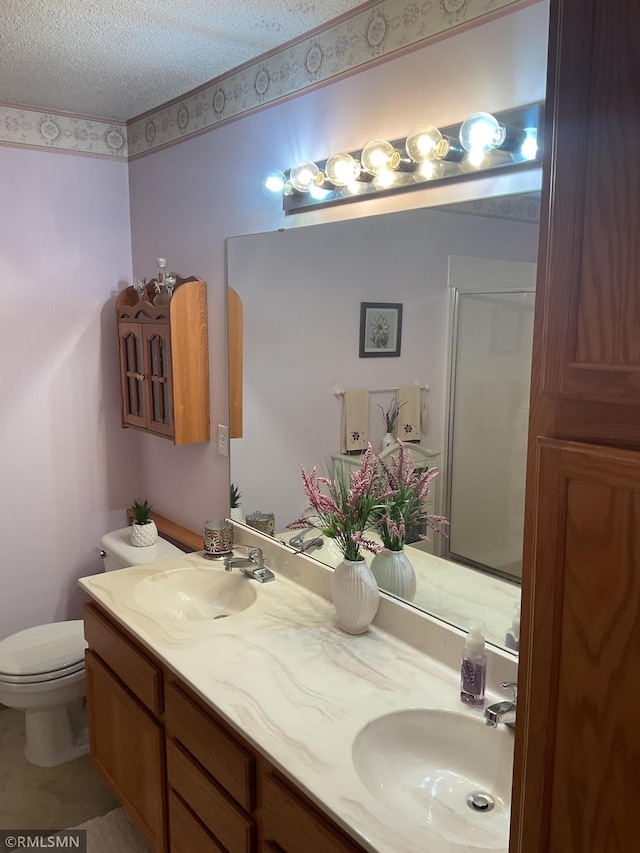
(0, 527, 183, 767)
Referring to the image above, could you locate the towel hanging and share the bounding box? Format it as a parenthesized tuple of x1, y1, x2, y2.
(397, 385, 421, 442)
(342, 389, 369, 453)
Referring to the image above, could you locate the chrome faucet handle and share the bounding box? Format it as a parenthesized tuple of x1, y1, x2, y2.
(247, 547, 264, 567)
(502, 681, 518, 702)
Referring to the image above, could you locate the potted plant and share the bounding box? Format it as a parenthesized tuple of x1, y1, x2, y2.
(370, 443, 448, 600)
(130, 499, 158, 547)
(229, 483, 244, 524)
(288, 445, 383, 634)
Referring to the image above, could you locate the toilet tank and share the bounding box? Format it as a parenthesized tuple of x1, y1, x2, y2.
(101, 527, 185, 572)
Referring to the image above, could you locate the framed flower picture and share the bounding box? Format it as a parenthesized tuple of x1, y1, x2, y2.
(359, 302, 403, 357)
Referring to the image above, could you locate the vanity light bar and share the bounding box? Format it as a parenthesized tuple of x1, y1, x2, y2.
(271, 103, 543, 215)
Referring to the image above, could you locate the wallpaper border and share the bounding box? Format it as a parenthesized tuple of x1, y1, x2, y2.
(1, 0, 526, 161)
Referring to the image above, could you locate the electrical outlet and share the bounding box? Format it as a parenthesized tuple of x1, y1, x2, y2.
(217, 424, 229, 456)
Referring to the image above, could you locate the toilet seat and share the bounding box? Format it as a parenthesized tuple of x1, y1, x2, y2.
(0, 621, 86, 685)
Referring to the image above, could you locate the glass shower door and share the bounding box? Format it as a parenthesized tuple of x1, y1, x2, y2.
(446, 290, 535, 581)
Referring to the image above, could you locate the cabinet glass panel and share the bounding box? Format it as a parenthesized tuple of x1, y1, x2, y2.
(148, 334, 170, 425)
(124, 333, 144, 417)
(150, 380, 170, 424)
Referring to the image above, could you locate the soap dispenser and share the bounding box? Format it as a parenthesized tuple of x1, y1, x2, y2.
(505, 602, 520, 652)
(460, 620, 487, 706)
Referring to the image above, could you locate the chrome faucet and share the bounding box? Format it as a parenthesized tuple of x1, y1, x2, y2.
(223, 546, 275, 583)
(485, 681, 517, 729)
(288, 526, 324, 554)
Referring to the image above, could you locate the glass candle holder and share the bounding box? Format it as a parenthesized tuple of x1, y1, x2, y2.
(203, 519, 234, 558)
(245, 512, 275, 537)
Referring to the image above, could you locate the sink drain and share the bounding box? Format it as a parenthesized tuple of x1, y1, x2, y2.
(467, 791, 496, 812)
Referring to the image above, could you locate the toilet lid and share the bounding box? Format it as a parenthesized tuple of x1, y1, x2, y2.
(0, 621, 86, 682)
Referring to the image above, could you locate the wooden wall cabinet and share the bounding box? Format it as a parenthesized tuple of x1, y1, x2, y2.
(84, 602, 367, 853)
(116, 276, 210, 445)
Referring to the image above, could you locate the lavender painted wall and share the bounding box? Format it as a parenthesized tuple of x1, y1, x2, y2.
(128, 2, 549, 535)
(0, 147, 136, 637)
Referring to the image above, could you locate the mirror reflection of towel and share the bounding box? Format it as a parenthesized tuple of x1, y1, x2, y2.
(397, 385, 420, 442)
(343, 389, 369, 453)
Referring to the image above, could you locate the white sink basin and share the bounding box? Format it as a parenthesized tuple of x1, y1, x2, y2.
(352, 708, 513, 849)
(133, 567, 257, 622)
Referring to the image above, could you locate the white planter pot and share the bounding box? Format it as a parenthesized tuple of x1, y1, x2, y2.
(130, 520, 158, 547)
(230, 507, 245, 524)
(370, 548, 417, 601)
(330, 559, 379, 635)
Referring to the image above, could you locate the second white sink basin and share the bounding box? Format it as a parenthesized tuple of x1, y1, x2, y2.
(352, 708, 513, 849)
(134, 567, 257, 621)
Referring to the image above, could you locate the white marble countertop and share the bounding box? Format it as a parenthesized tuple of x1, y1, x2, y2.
(80, 544, 514, 853)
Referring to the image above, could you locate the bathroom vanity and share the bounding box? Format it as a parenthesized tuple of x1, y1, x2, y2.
(80, 530, 517, 853)
(84, 601, 366, 853)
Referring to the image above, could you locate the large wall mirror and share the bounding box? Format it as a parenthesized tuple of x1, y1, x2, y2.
(227, 182, 540, 652)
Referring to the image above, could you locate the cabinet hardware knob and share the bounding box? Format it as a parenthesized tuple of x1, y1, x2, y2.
(133, 372, 146, 381)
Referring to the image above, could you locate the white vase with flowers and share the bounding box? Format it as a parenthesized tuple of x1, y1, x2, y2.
(370, 442, 448, 601)
(288, 445, 383, 634)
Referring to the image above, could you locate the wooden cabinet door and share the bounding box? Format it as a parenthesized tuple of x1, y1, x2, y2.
(537, 0, 640, 417)
(512, 440, 640, 852)
(143, 323, 174, 438)
(118, 322, 147, 430)
(86, 650, 167, 853)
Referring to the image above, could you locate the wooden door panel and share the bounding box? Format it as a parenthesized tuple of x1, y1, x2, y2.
(143, 323, 174, 438)
(513, 439, 640, 852)
(539, 0, 640, 404)
(86, 650, 167, 852)
(118, 322, 147, 429)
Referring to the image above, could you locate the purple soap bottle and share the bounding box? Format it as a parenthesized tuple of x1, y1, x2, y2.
(460, 620, 487, 706)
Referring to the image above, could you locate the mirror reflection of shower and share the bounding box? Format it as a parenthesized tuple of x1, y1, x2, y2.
(444, 257, 536, 583)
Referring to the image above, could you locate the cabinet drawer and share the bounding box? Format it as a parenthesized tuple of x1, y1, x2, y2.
(167, 739, 254, 853)
(165, 680, 255, 810)
(84, 603, 162, 715)
(261, 773, 364, 853)
(168, 790, 225, 853)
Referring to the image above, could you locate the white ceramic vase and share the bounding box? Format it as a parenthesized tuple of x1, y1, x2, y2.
(381, 432, 396, 450)
(130, 520, 158, 547)
(370, 548, 417, 601)
(331, 559, 380, 635)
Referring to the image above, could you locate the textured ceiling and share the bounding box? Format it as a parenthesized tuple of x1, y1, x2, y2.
(0, 0, 366, 121)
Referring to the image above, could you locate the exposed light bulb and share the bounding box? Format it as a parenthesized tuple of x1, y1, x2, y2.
(289, 160, 320, 192)
(361, 139, 400, 176)
(263, 169, 286, 194)
(405, 125, 443, 163)
(459, 112, 506, 157)
(325, 152, 361, 186)
(418, 160, 445, 180)
(459, 150, 492, 171)
(309, 184, 330, 201)
(520, 127, 538, 161)
(373, 169, 397, 189)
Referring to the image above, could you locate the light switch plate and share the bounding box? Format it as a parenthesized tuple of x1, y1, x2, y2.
(217, 424, 229, 456)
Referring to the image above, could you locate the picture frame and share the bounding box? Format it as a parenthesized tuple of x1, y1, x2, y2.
(359, 302, 403, 358)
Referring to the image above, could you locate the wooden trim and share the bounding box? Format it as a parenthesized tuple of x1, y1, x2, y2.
(228, 287, 243, 439)
(125, 508, 203, 552)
